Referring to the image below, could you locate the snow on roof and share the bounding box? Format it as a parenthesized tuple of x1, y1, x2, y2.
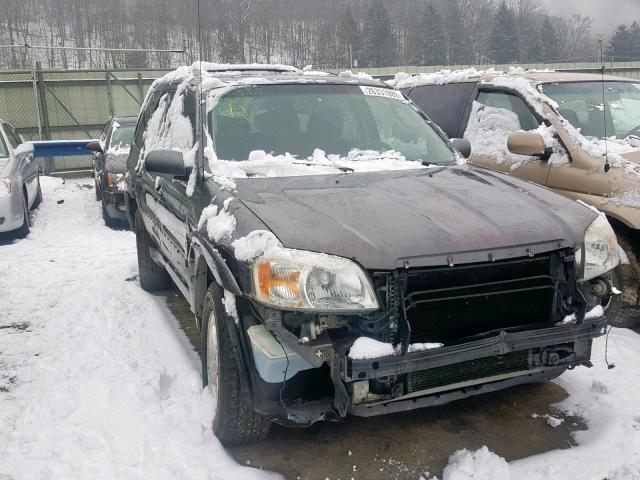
(388, 66, 557, 90)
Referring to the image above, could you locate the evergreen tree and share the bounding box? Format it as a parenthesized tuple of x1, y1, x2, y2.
(420, 3, 446, 66)
(362, 0, 396, 67)
(610, 25, 633, 61)
(339, 6, 363, 68)
(444, 0, 474, 65)
(488, 1, 520, 63)
(541, 16, 560, 62)
(522, 23, 544, 62)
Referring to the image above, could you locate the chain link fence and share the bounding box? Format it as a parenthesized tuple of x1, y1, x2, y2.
(1, 61, 640, 173)
(0, 64, 171, 173)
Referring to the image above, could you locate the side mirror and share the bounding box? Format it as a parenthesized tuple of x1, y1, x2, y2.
(145, 150, 190, 178)
(13, 142, 34, 157)
(87, 141, 103, 153)
(451, 138, 471, 159)
(507, 131, 552, 159)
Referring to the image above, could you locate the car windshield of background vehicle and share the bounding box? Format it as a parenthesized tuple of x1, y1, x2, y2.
(108, 125, 135, 151)
(542, 81, 640, 140)
(207, 84, 457, 165)
(0, 137, 7, 158)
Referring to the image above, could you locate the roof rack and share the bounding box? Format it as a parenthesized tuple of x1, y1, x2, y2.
(203, 63, 300, 75)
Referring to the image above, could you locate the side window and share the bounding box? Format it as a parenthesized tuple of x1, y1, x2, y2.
(475, 91, 539, 131)
(5, 126, 22, 149)
(144, 88, 195, 153)
(463, 91, 542, 162)
(99, 123, 111, 151)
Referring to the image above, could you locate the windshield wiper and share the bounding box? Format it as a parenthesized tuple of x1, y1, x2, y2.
(422, 160, 440, 167)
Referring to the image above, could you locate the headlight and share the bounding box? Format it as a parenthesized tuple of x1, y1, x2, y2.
(0, 178, 11, 198)
(106, 172, 124, 187)
(252, 249, 379, 312)
(575, 215, 619, 281)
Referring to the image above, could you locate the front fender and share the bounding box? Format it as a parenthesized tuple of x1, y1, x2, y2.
(190, 237, 243, 316)
(551, 189, 640, 230)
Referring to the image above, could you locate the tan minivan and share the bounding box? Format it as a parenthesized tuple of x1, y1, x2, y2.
(398, 70, 640, 327)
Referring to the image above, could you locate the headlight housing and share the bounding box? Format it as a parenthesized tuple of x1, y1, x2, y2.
(252, 249, 379, 312)
(575, 215, 619, 281)
(0, 178, 11, 198)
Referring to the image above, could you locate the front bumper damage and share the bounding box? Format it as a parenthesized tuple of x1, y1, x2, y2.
(241, 249, 608, 425)
(246, 313, 606, 425)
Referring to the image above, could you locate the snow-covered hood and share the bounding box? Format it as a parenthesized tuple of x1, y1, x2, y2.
(233, 165, 596, 270)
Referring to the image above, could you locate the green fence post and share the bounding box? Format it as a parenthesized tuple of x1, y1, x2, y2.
(137, 73, 144, 103)
(105, 71, 115, 117)
(35, 62, 53, 174)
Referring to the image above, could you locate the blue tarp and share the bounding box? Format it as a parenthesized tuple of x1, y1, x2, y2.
(32, 140, 97, 158)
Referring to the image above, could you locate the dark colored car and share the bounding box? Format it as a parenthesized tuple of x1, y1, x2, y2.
(88, 116, 137, 227)
(126, 64, 617, 445)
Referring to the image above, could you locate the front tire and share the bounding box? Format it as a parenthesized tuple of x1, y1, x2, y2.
(15, 192, 30, 238)
(31, 175, 42, 210)
(201, 283, 271, 445)
(135, 209, 171, 291)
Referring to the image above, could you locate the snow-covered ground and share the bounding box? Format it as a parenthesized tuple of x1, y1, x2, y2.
(1, 177, 640, 480)
(437, 324, 640, 479)
(0, 178, 279, 480)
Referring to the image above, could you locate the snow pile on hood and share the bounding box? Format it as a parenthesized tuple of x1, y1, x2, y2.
(231, 230, 283, 262)
(198, 197, 236, 242)
(442, 446, 510, 480)
(207, 148, 431, 189)
(348, 337, 443, 360)
(464, 102, 568, 168)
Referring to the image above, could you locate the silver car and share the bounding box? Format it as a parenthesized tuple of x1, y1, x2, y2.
(0, 121, 42, 237)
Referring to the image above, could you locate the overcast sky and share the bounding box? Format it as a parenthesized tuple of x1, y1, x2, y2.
(542, 0, 640, 34)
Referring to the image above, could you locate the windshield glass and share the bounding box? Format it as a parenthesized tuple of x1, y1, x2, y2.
(541, 81, 640, 140)
(109, 124, 135, 151)
(207, 84, 456, 165)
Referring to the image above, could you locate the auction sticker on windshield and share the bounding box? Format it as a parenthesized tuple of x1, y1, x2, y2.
(360, 86, 404, 100)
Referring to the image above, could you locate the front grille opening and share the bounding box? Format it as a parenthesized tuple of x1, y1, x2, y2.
(406, 349, 535, 394)
(405, 255, 558, 344)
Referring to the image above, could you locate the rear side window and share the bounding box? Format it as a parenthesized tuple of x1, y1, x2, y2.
(144, 90, 196, 153)
(405, 83, 477, 138)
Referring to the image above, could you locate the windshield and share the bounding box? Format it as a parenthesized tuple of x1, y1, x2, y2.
(109, 124, 135, 151)
(207, 84, 456, 165)
(541, 81, 640, 140)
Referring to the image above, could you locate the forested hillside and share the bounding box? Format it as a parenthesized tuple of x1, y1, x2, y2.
(0, 0, 636, 70)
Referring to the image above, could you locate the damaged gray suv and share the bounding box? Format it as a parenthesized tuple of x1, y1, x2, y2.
(126, 64, 618, 444)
